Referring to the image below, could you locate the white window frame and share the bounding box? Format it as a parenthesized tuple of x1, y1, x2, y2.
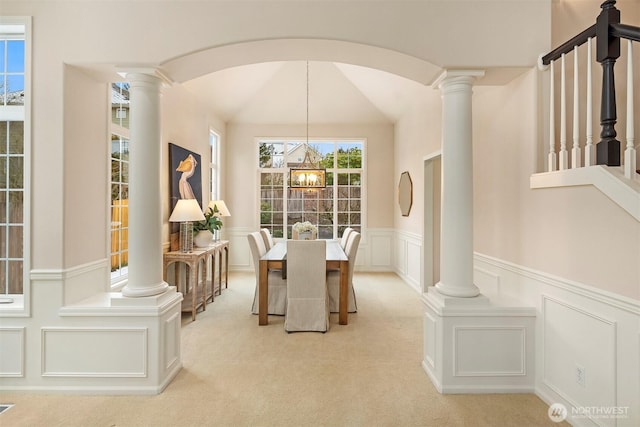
(108, 83, 130, 290)
(257, 137, 366, 240)
(0, 17, 31, 317)
(210, 129, 220, 201)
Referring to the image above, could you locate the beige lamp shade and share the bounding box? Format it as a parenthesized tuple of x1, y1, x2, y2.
(169, 199, 205, 222)
(208, 200, 231, 217)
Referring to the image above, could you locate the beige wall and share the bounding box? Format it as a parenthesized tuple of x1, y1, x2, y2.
(161, 85, 226, 244)
(62, 66, 109, 271)
(473, 69, 640, 300)
(226, 123, 394, 232)
(393, 89, 442, 234)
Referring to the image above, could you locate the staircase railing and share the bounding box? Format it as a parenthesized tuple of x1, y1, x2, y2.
(540, 0, 639, 179)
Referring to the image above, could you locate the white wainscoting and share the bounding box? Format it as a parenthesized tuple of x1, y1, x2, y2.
(394, 230, 422, 293)
(1, 260, 183, 394)
(41, 327, 147, 377)
(474, 253, 640, 427)
(0, 327, 25, 377)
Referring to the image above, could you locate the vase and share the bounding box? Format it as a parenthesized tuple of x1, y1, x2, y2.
(194, 230, 213, 248)
(298, 231, 313, 240)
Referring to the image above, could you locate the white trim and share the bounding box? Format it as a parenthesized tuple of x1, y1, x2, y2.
(0, 17, 31, 318)
(475, 252, 640, 315)
(530, 165, 640, 221)
(41, 327, 148, 378)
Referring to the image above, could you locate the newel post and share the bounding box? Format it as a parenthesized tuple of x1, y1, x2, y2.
(596, 0, 621, 166)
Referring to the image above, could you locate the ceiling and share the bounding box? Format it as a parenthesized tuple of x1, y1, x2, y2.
(181, 60, 431, 125)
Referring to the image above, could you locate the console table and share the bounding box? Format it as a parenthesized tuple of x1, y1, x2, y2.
(162, 240, 229, 321)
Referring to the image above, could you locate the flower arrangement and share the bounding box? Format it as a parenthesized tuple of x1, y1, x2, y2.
(293, 221, 317, 234)
(193, 206, 223, 234)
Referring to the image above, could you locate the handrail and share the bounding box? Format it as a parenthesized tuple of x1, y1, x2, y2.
(541, 25, 596, 65)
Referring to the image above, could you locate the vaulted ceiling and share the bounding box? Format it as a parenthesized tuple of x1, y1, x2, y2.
(181, 60, 429, 125)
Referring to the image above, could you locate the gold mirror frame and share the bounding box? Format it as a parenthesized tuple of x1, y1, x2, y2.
(398, 171, 413, 216)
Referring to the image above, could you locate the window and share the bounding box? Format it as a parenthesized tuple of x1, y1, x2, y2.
(109, 83, 130, 285)
(0, 19, 28, 307)
(258, 139, 364, 239)
(210, 130, 219, 201)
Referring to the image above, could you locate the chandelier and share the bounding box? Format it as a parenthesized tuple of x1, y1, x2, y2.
(289, 61, 326, 189)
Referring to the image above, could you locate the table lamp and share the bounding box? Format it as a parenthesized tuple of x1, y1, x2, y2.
(208, 200, 231, 241)
(169, 199, 205, 253)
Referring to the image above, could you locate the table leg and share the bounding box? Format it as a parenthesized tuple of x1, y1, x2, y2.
(224, 246, 229, 289)
(259, 259, 268, 325)
(190, 264, 197, 321)
(209, 252, 216, 303)
(339, 259, 349, 325)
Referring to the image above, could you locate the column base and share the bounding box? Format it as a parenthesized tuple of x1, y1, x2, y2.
(422, 287, 536, 394)
(435, 281, 481, 298)
(122, 280, 170, 298)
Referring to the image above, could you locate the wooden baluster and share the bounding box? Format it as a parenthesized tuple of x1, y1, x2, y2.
(549, 61, 557, 171)
(585, 38, 595, 166)
(572, 46, 582, 168)
(624, 39, 636, 179)
(560, 54, 569, 169)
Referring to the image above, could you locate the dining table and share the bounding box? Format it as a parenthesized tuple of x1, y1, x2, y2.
(258, 240, 349, 326)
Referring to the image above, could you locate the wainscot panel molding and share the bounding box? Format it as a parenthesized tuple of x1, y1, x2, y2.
(0, 263, 184, 394)
(41, 327, 147, 377)
(474, 253, 640, 427)
(0, 327, 25, 377)
(394, 229, 421, 293)
(422, 287, 536, 394)
(363, 228, 394, 271)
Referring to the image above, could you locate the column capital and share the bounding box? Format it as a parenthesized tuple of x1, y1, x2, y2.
(116, 67, 173, 87)
(433, 69, 485, 91)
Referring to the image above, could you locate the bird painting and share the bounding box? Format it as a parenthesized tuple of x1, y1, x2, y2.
(176, 153, 198, 200)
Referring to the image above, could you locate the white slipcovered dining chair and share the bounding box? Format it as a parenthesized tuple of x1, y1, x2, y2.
(284, 240, 329, 333)
(340, 227, 354, 250)
(248, 231, 287, 315)
(260, 228, 275, 250)
(328, 231, 360, 313)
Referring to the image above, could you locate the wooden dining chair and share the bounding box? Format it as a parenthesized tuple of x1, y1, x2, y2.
(284, 240, 329, 333)
(328, 231, 360, 313)
(247, 231, 287, 315)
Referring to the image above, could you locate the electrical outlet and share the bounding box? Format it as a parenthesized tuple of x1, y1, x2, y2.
(576, 365, 586, 387)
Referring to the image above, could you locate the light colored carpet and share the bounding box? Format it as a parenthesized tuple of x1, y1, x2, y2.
(0, 272, 565, 427)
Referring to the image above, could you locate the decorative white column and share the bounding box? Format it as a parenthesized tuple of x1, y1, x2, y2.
(121, 71, 169, 297)
(433, 70, 484, 298)
(422, 70, 536, 395)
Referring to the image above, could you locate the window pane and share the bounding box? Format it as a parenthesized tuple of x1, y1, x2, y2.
(8, 260, 22, 294)
(6, 75, 24, 105)
(259, 171, 284, 236)
(0, 157, 6, 189)
(111, 83, 130, 129)
(259, 142, 285, 168)
(0, 227, 5, 258)
(110, 132, 130, 281)
(8, 121, 24, 154)
(8, 225, 22, 257)
(8, 191, 23, 223)
(0, 122, 5, 154)
(8, 157, 23, 189)
(7, 40, 25, 72)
